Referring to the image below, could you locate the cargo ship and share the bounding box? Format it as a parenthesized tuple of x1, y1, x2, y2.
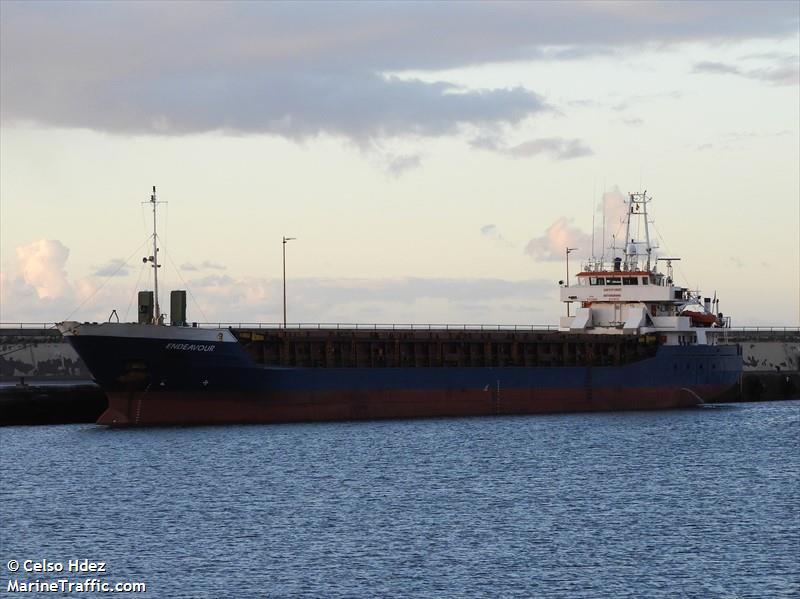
(58, 189, 741, 426)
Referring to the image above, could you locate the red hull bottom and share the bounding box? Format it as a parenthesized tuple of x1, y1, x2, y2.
(97, 386, 729, 426)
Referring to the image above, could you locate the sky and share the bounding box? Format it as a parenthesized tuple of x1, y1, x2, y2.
(1, 1, 798, 326)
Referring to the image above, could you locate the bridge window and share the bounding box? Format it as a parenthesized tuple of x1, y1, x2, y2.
(642, 277, 649, 285)
(623, 277, 639, 285)
(590, 277, 605, 285)
(606, 277, 621, 285)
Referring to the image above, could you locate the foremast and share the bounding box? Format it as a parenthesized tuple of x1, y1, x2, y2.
(144, 186, 164, 325)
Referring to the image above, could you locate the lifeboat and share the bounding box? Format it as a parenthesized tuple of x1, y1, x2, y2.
(682, 310, 717, 326)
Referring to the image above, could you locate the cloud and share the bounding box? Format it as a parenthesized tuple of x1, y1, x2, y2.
(15, 239, 71, 299)
(693, 61, 741, 76)
(92, 259, 132, 277)
(524, 218, 593, 262)
(696, 129, 791, 151)
(0, 244, 556, 323)
(2, 2, 551, 143)
(385, 153, 423, 177)
(693, 57, 799, 86)
(0, 271, 72, 323)
(2, 239, 138, 322)
(506, 138, 593, 160)
(147, 274, 556, 325)
(0, 236, 558, 323)
(0, 236, 557, 324)
(480, 224, 514, 247)
(184, 275, 555, 325)
(729, 257, 744, 268)
(524, 186, 629, 262)
(1, 2, 796, 141)
(599, 187, 629, 239)
(471, 135, 593, 161)
(609, 91, 683, 112)
(180, 260, 227, 272)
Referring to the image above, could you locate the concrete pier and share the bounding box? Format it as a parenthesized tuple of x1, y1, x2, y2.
(724, 331, 800, 402)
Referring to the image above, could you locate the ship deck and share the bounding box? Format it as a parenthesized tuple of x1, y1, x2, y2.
(232, 328, 661, 369)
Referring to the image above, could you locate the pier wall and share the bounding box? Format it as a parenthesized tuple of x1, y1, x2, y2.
(737, 341, 800, 402)
(0, 329, 89, 380)
(740, 342, 799, 372)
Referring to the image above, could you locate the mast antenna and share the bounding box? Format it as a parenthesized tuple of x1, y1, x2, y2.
(624, 192, 634, 271)
(591, 182, 596, 261)
(142, 185, 166, 324)
(601, 182, 606, 267)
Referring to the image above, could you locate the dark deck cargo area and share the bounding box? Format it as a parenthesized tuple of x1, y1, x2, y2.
(232, 328, 661, 369)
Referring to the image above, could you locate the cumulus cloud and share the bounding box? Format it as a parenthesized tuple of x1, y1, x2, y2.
(471, 135, 593, 160)
(1, 2, 796, 142)
(1, 239, 162, 322)
(599, 187, 629, 237)
(524, 218, 593, 262)
(15, 239, 71, 299)
(524, 186, 629, 262)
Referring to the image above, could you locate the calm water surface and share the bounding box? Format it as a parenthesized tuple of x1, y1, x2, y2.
(1, 401, 798, 598)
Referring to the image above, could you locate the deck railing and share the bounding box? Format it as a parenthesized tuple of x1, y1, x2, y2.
(1, 322, 799, 336)
(0, 322, 560, 332)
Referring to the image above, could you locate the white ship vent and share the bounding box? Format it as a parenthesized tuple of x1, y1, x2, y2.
(623, 306, 648, 333)
(570, 307, 593, 331)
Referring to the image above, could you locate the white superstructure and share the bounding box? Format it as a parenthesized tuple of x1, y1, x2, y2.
(559, 191, 728, 345)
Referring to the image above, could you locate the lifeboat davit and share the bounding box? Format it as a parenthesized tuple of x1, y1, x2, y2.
(682, 310, 717, 326)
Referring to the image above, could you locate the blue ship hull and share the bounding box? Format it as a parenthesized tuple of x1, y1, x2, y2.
(61, 325, 742, 426)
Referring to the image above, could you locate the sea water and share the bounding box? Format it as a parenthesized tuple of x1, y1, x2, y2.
(1, 401, 798, 598)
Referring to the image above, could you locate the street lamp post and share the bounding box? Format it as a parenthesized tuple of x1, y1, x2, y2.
(282, 236, 296, 328)
(565, 247, 578, 317)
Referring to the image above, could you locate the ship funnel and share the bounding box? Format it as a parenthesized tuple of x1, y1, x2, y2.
(614, 257, 622, 271)
(704, 297, 711, 312)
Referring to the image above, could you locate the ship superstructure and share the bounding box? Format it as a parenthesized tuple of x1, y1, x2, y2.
(560, 191, 728, 346)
